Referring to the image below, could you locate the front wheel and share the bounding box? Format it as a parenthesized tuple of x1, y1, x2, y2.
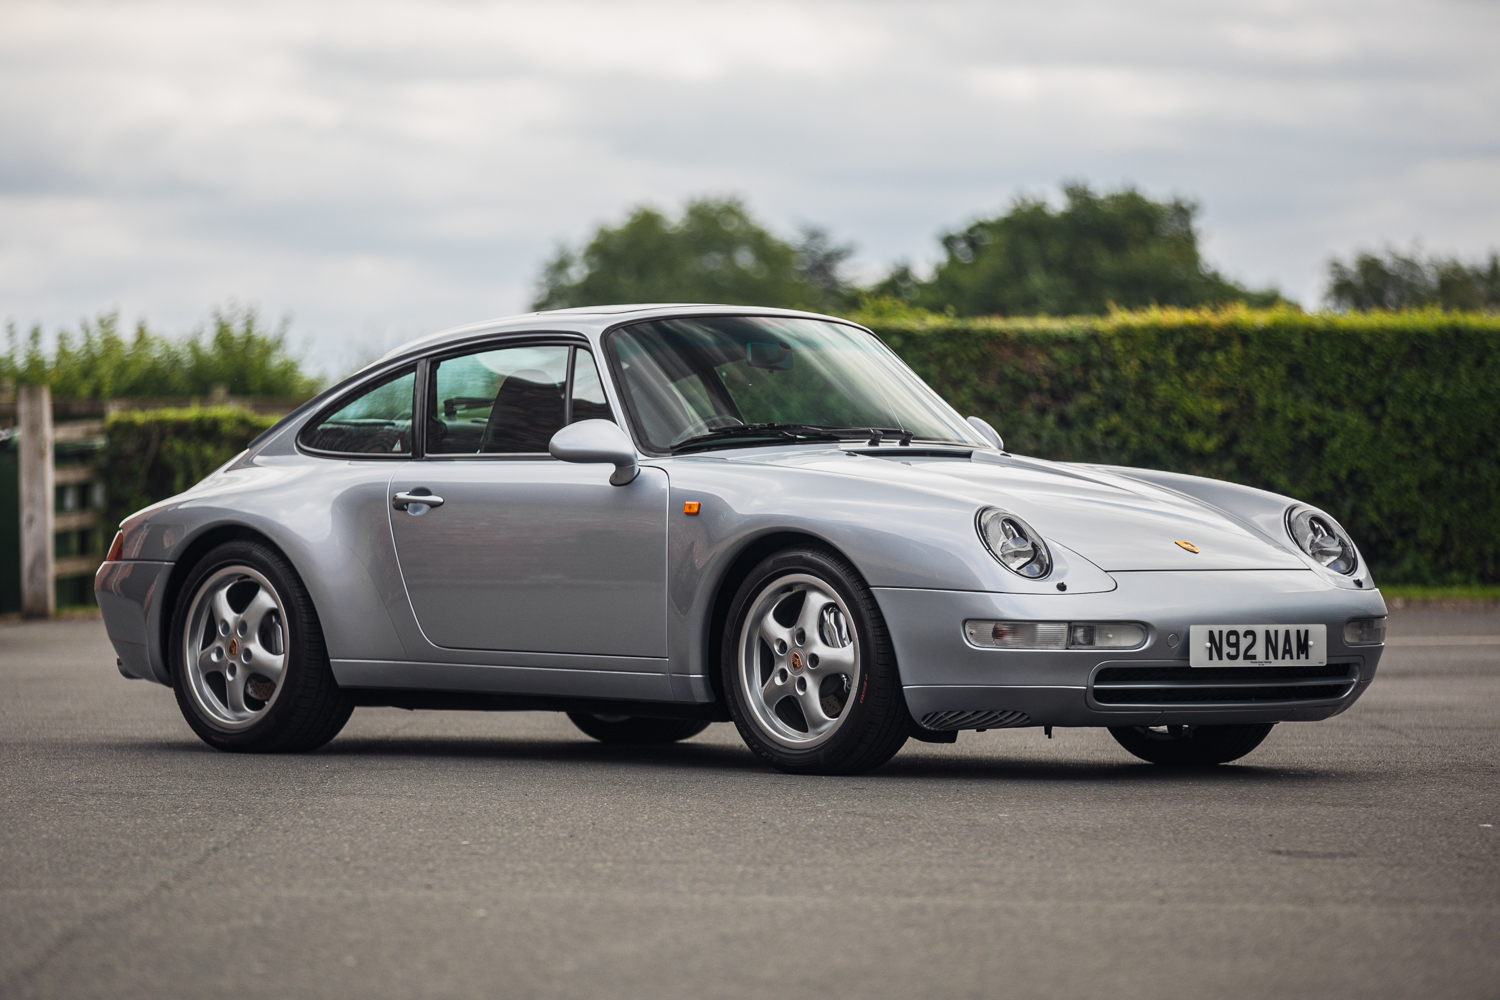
(722, 547, 909, 775)
(567, 713, 710, 744)
(171, 539, 353, 752)
(1108, 723, 1274, 765)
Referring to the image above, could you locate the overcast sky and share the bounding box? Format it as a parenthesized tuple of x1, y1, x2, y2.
(2, 0, 1497, 373)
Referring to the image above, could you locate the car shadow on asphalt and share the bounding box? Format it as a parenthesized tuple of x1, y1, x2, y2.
(336, 740, 1368, 786)
(104, 731, 777, 773)
(107, 734, 1369, 785)
(319, 733, 770, 769)
(875, 752, 1369, 785)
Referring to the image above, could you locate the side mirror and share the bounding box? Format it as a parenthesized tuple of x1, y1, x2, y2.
(966, 415, 1004, 451)
(549, 419, 639, 486)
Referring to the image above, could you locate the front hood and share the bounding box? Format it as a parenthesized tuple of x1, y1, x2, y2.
(719, 446, 1305, 572)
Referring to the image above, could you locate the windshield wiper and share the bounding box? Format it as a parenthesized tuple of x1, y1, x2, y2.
(669, 423, 845, 453)
(669, 423, 970, 454)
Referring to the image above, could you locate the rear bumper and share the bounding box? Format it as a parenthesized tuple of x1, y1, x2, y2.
(95, 560, 174, 685)
(876, 570, 1387, 730)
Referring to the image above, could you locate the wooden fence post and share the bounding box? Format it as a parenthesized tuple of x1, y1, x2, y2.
(19, 384, 55, 618)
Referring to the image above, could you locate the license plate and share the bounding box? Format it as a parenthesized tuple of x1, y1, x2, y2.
(1189, 624, 1327, 667)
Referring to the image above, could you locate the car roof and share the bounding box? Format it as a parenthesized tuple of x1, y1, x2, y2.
(377, 303, 854, 363)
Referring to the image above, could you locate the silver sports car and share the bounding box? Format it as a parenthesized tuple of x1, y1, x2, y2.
(96, 305, 1388, 774)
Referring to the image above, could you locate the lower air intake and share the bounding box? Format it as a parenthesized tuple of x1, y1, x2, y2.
(1091, 662, 1359, 706)
(920, 710, 1031, 731)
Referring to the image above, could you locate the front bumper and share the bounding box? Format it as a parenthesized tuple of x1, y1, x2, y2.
(95, 560, 175, 685)
(876, 570, 1387, 730)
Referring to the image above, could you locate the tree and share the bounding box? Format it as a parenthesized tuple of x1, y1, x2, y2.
(1326, 249, 1500, 312)
(0, 307, 319, 398)
(793, 225, 856, 308)
(532, 197, 849, 312)
(894, 184, 1281, 317)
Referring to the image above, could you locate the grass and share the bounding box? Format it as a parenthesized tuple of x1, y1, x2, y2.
(1379, 585, 1500, 603)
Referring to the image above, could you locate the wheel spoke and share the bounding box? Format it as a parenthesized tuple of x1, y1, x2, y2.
(241, 587, 279, 637)
(760, 670, 789, 708)
(244, 644, 285, 684)
(210, 588, 236, 635)
(196, 644, 223, 674)
(806, 641, 854, 676)
(801, 589, 853, 678)
(795, 589, 830, 643)
(758, 617, 789, 655)
(224, 670, 250, 717)
(797, 684, 834, 735)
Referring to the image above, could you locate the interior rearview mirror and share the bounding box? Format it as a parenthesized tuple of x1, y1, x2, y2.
(549, 419, 640, 486)
(746, 341, 794, 370)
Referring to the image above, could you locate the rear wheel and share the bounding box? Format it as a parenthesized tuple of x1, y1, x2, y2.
(566, 714, 710, 744)
(1108, 723, 1274, 765)
(722, 547, 909, 775)
(171, 539, 352, 752)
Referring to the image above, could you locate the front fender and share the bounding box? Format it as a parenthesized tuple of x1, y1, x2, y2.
(660, 457, 1117, 691)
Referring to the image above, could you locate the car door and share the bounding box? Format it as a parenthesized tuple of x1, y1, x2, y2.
(388, 339, 668, 659)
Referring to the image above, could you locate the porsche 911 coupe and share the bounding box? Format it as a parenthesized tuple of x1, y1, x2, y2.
(96, 304, 1388, 773)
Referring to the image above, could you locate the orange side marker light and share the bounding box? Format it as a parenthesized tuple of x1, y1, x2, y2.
(683, 502, 701, 515)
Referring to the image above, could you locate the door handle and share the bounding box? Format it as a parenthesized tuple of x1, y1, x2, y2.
(393, 491, 445, 511)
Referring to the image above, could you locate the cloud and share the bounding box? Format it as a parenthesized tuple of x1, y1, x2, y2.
(1, 0, 1496, 371)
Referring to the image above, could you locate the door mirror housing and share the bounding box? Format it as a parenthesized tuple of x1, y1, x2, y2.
(966, 415, 1004, 451)
(549, 419, 639, 486)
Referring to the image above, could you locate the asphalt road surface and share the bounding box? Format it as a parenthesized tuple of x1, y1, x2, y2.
(2, 610, 1497, 1000)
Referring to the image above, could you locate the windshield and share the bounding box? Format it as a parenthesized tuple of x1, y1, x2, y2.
(606, 316, 982, 453)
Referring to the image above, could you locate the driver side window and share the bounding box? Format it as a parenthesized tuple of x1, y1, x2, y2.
(426, 344, 614, 455)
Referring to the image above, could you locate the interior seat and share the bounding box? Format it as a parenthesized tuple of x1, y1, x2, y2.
(480, 369, 564, 453)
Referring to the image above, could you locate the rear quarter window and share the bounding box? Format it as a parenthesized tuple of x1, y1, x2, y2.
(299, 367, 416, 455)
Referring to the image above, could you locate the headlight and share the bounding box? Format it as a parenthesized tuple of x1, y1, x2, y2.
(1286, 505, 1358, 575)
(977, 508, 1052, 579)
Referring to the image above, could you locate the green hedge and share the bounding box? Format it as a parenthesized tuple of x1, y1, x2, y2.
(860, 306, 1500, 585)
(95, 308, 1500, 585)
(103, 408, 277, 530)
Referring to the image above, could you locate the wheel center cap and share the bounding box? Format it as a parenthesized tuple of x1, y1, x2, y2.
(790, 651, 803, 671)
(228, 638, 238, 656)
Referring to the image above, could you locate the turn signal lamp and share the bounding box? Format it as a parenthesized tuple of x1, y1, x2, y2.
(964, 620, 1146, 650)
(1343, 618, 1387, 645)
(104, 531, 124, 563)
(966, 621, 1068, 649)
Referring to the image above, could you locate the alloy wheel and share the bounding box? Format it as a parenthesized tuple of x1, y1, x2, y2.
(182, 565, 289, 730)
(736, 572, 861, 749)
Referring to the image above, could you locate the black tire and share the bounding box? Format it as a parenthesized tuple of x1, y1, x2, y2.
(721, 547, 909, 775)
(566, 713, 711, 745)
(1108, 723, 1275, 765)
(170, 539, 353, 753)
